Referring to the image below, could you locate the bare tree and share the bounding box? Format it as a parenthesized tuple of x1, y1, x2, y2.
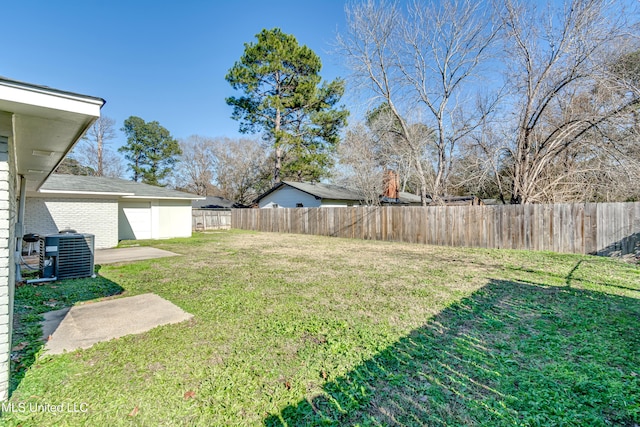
(336, 122, 384, 205)
(172, 136, 271, 203)
(498, 0, 640, 203)
(363, 104, 425, 192)
(213, 138, 270, 205)
(75, 116, 124, 177)
(338, 0, 501, 204)
(175, 135, 217, 196)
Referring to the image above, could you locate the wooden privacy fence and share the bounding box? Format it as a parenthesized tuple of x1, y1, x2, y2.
(232, 203, 640, 256)
(192, 209, 231, 231)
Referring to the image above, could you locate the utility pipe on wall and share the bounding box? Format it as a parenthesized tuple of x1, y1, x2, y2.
(15, 174, 26, 282)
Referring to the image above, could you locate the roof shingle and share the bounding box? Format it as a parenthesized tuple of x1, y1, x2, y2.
(40, 174, 203, 200)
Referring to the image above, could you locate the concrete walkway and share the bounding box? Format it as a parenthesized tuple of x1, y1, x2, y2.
(41, 293, 193, 354)
(95, 247, 179, 264)
(21, 246, 179, 268)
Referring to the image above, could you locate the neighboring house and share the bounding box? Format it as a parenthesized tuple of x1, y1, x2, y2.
(380, 192, 423, 206)
(255, 181, 422, 208)
(381, 194, 484, 206)
(482, 198, 505, 205)
(379, 171, 482, 206)
(256, 181, 365, 208)
(436, 195, 484, 206)
(192, 196, 235, 209)
(0, 77, 105, 400)
(25, 174, 204, 249)
(255, 180, 483, 208)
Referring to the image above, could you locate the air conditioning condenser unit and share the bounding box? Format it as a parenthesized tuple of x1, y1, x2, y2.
(39, 233, 95, 280)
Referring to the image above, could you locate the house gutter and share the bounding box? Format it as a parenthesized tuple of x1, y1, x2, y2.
(15, 174, 26, 282)
(38, 189, 133, 196)
(120, 195, 206, 200)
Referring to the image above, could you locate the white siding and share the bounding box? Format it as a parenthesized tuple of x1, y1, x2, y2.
(120, 200, 192, 241)
(24, 197, 193, 245)
(118, 201, 152, 240)
(0, 136, 15, 400)
(258, 186, 321, 208)
(25, 197, 119, 249)
(258, 187, 364, 208)
(157, 201, 192, 238)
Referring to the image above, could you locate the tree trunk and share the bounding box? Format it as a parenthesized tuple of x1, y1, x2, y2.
(413, 154, 429, 206)
(274, 146, 282, 184)
(274, 107, 282, 184)
(97, 133, 103, 177)
(433, 131, 446, 201)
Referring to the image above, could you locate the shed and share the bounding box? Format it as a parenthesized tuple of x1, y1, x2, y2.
(26, 174, 204, 248)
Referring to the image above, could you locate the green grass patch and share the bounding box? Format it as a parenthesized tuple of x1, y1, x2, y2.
(3, 231, 639, 426)
(9, 276, 123, 394)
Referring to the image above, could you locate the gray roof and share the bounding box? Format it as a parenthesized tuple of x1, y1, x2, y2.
(256, 181, 428, 204)
(274, 181, 365, 201)
(398, 192, 422, 204)
(380, 192, 424, 205)
(40, 174, 203, 200)
(192, 196, 235, 208)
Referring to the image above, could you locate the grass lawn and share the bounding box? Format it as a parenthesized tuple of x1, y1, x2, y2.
(3, 230, 639, 426)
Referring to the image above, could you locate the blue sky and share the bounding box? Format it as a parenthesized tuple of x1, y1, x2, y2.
(3, 1, 351, 148)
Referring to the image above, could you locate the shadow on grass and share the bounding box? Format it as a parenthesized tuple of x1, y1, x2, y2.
(10, 265, 123, 395)
(265, 279, 640, 426)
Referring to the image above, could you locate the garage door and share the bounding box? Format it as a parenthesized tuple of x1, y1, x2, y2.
(119, 202, 152, 240)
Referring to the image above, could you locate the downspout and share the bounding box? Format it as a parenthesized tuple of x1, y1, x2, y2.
(15, 174, 26, 282)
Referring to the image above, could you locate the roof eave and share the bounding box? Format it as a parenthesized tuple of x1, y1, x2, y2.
(0, 77, 105, 107)
(38, 189, 133, 196)
(121, 195, 205, 200)
(0, 77, 105, 191)
(254, 182, 286, 203)
(280, 182, 324, 199)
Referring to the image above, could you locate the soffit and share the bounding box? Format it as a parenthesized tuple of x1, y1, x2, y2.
(0, 79, 104, 191)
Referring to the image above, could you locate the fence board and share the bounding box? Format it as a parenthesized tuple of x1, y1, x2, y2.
(192, 209, 231, 231)
(532, 204, 541, 251)
(624, 203, 635, 254)
(231, 202, 640, 256)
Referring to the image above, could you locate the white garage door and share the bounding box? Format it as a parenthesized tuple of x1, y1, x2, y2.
(119, 202, 152, 240)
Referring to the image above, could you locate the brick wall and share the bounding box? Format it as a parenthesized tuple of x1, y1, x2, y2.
(25, 197, 119, 249)
(0, 136, 15, 400)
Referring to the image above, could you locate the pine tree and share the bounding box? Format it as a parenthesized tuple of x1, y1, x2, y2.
(119, 116, 181, 186)
(226, 28, 348, 183)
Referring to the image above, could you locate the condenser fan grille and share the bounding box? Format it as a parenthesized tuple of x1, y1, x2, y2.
(57, 235, 94, 279)
(39, 233, 95, 280)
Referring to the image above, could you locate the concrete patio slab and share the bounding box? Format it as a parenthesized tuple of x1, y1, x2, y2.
(94, 247, 178, 265)
(41, 293, 193, 354)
